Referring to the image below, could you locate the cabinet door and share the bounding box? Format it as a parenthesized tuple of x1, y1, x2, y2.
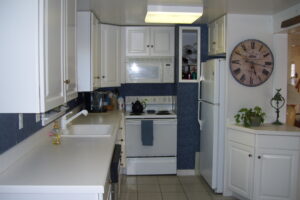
(41, 0, 65, 112)
(215, 16, 226, 54)
(126, 27, 150, 56)
(253, 149, 299, 200)
(100, 24, 120, 87)
(64, 0, 77, 102)
(228, 142, 254, 199)
(208, 22, 217, 55)
(150, 27, 174, 56)
(91, 14, 100, 88)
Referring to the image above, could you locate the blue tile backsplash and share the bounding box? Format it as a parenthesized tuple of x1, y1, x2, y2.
(0, 24, 210, 171)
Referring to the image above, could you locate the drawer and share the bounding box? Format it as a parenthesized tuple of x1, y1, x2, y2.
(228, 128, 255, 147)
(256, 135, 300, 150)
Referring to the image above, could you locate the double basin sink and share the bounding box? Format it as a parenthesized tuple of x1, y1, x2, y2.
(62, 124, 114, 138)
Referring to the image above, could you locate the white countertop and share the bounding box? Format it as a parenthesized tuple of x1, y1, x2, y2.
(0, 111, 123, 194)
(227, 123, 300, 136)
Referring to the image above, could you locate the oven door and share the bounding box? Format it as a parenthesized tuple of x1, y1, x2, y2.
(125, 119, 177, 157)
(126, 60, 163, 83)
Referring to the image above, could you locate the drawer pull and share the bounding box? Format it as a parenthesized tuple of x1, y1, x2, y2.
(258, 156, 261, 159)
(248, 154, 252, 158)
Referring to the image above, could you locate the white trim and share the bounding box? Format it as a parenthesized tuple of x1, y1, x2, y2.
(177, 170, 196, 176)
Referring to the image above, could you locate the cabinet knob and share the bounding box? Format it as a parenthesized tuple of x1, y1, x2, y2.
(102, 76, 105, 78)
(146, 45, 150, 47)
(151, 45, 154, 48)
(120, 139, 124, 142)
(94, 76, 100, 79)
(258, 156, 261, 159)
(248, 154, 252, 158)
(212, 41, 216, 45)
(64, 79, 70, 84)
(119, 127, 123, 130)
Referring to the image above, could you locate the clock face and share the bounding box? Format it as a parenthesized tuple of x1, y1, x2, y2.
(230, 39, 274, 87)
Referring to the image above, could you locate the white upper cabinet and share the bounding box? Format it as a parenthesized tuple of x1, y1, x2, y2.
(100, 24, 120, 87)
(64, 0, 78, 102)
(208, 15, 226, 55)
(0, 0, 76, 113)
(77, 11, 100, 92)
(125, 27, 174, 57)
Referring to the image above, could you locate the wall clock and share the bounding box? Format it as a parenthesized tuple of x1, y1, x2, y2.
(229, 39, 274, 87)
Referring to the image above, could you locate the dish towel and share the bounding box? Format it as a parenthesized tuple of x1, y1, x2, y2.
(141, 120, 153, 146)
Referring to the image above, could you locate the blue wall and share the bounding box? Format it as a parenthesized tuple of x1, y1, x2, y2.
(0, 97, 83, 154)
(175, 24, 208, 169)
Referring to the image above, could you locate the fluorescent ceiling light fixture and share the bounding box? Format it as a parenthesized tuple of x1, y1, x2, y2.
(145, 5, 203, 24)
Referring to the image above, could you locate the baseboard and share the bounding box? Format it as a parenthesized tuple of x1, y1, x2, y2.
(177, 169, 196, 176)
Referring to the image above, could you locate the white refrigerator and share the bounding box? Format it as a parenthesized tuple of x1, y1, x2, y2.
(198, 59, 225, 193)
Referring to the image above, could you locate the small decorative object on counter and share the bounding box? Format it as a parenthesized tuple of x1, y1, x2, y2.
(234, 106, 266, 127)
(270, 88, 285, 125)
(48, 121, 61, 145)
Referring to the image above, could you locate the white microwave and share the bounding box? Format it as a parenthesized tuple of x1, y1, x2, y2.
(126, 58, 174, 83)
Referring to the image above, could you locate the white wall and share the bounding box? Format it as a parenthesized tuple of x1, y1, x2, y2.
(226, 14, 282, 123)
(273, 3, 300, 33)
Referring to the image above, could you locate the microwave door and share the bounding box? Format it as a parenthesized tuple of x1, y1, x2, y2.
(126, 61, 162, 83)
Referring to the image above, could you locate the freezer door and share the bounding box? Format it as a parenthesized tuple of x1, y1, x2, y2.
(200, 59, 220, 103)
(200, 101, 219, 190)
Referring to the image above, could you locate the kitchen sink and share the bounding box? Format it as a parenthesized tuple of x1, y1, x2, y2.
(62, 124, 114, 138)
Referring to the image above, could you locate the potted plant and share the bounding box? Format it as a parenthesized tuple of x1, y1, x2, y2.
(234, 106, 266, 127)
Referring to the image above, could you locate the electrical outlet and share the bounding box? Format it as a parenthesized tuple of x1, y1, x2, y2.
(18, 114, 23, 130)
(35, 113, 40, 123)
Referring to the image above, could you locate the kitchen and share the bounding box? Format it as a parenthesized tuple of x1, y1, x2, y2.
(1, 0, 300, 200)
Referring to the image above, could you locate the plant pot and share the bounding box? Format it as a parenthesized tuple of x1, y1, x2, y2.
(250, 116, 262, 126)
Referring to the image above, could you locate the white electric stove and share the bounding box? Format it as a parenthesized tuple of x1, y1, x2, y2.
(124, 96, 177, 175)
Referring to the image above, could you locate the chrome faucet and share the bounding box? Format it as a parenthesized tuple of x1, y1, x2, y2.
(61, 110, 88, 130)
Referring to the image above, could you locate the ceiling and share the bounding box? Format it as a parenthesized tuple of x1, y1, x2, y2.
(77, 0, 300, 25)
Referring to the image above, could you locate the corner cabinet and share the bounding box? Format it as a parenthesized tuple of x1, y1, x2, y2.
(0, 0, 77, 113)
(226, 125, 300, 200)
(125, 27, 174, 57)
(100, 24, 121, 87)
(77, 11, 100, 92)
(178, 26, 201, 82)
(208, 15, 226, 55)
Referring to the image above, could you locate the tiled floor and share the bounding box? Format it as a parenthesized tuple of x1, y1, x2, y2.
(120, 175, 237, 200)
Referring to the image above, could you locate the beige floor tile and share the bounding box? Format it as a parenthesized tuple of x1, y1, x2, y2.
(121, 184, 138, 193)
(138, 192, 162, 200)
(122, 176, 137, 185)
(160, 184, 184, 193)
(158, 176, 180, 185)
(186, 192, 213, 200)
(162, 193, 188, 200)
(138, 184, 161, 192)
(120, 192, 138, 200)
(179, 176, 202, 184)
(137, 176, 159, 184)
(182, 183, 208, 193)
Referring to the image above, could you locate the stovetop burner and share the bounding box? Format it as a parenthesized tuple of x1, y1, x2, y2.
(156, 110, 171, 115)
(130, 112, 144, 115)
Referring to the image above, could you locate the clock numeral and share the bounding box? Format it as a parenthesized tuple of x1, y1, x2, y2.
(241, 44, 247, 51)
(259, 44, 263, 52)
(240, 74, 246, 82)
(233, 68, 241, 75)
(235, 51, 242, 56)
(262, 69, 269, 76)
(265, 62, 272, 65)
(263, 53, 270, 57)
(231, 60, 240, 64)
(250, 77, 253, 85)
(251, 41, 255, 49)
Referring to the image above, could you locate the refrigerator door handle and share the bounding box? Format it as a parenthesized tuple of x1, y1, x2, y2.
(199, 99, 219, 106)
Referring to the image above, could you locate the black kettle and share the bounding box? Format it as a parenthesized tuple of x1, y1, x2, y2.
(131, 100, 146, 114)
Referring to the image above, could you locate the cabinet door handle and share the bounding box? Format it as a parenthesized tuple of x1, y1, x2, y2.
(248, 154, 252, 158)
(64, 79, 70, 84)
(258, 156, 261, 159)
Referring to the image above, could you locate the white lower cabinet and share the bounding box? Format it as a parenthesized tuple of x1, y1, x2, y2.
(227, 128, 300, 200)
